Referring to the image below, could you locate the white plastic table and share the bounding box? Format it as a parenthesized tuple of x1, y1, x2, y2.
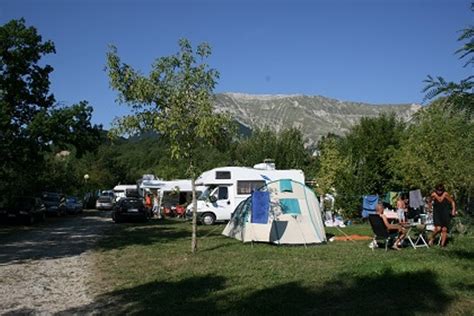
(404, 222, 429, 249)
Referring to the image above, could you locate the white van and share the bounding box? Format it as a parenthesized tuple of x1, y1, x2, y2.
(113, 185, 138, 202)
(187, 161, 305, 225)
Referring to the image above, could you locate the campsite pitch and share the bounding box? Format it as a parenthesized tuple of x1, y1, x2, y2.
(84, 219, 473, 315)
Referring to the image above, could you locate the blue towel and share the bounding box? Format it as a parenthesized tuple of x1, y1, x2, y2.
(280, 179, 293, 193)
(362, 209, 376, 218)
(251, 191, 270, 224)
(362, 195, 378, 218)
(362, 195, 378, 210)
(280, 198, 301, 215)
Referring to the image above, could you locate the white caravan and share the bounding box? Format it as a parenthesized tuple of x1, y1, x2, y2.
(113, 184, 138, 202)
(137, 175, 204, 209)
(187, 161, 305, 225)
(138, 176, 196, 197)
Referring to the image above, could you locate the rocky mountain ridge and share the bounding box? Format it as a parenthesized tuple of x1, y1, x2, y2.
(214, 92, 421, 144)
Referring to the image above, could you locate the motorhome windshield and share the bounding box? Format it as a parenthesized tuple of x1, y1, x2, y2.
(198, 185, 217, 200)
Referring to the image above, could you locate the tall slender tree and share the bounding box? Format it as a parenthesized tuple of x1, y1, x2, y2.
(0, 18, 56, 196)
(106, 39, 232, 253)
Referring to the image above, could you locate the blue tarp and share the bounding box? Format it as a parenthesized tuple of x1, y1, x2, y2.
(280, 198, 301, 215)
(251, 191, 270, 224)
(279, 179, 293, 192)
(362, 195, 378, 218)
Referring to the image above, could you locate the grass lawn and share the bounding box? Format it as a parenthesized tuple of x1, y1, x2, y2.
(88, 219, 473, 315)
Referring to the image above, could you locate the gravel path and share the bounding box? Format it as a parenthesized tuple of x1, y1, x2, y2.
(0, 210, 112, 315)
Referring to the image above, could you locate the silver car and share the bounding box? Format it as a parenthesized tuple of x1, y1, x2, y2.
(95, 195, 114, 210)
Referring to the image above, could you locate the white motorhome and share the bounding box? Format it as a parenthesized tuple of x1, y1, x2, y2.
(113, 184, 138, 202)
(187, 161, 305, 225)
(137, 175, 204, 212)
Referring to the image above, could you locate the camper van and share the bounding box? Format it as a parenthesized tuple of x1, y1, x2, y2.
(137, 175, 203, 216)
(187, 161, 305, 225)
(113, 184, 138, 202)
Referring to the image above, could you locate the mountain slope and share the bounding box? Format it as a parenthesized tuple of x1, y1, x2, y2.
(214, 93, 421, 144)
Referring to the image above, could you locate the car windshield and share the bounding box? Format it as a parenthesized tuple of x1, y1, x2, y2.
(66, 197, 76, 203)
(198, 185, 217, 201)
(98, 196, 112, 202)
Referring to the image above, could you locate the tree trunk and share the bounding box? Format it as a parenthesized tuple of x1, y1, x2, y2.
(191, 177, 198, 254)
(320, 194, 325, 213)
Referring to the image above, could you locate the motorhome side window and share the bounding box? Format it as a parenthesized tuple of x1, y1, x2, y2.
(237, 181, 265, 195)
(218, 187, 228, 200)
(215, 171, 231, 179)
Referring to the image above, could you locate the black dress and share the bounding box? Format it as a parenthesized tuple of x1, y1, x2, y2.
(433, 196, 451, 228)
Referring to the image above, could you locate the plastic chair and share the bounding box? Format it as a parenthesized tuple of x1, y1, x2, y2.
(368, 214, 397, 251)
(175, 205, 186, 218)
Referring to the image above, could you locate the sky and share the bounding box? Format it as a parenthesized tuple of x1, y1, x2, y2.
(1, 0, 472, 128)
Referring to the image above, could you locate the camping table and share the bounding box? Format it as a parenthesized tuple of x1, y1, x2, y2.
(403, 222, 429, 249)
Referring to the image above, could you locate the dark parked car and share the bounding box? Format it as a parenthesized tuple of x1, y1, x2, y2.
(83, 192, 98, 210)
(0, 197, 46, 225)
(42, 192, 66, 216)
(112, 197, 150, 223)
(65, 196, 83, 214)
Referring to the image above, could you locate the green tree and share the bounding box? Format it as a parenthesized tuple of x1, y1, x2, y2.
(232, 127, 311, 170)
(316, 136, 347, 196)
(423, 4, 473, 118)
(277, 128, 310, 170)
(0, 18, 56, 197)
(106, 38, 233, 253)
(342, 114, 405, 194)
(0, 19, 104, 199)
(31, 101, 103, 158)
(316, 134, 360, 218)
(232, 127, 278, 166)
(390, 106, 473, 198)
(317, 114, 405, 218)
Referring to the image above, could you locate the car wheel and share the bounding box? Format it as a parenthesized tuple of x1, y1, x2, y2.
(201, 213, 216, 225)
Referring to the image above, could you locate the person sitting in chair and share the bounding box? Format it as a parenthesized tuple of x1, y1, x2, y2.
(376, 203, 406, 250)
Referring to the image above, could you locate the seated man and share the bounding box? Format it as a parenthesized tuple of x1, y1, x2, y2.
(376, 203, 406, 250)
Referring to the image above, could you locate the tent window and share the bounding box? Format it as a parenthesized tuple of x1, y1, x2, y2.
(216, 171, 231, 179)
(237, 181, 265, 195)
(280, 198, 301, 215)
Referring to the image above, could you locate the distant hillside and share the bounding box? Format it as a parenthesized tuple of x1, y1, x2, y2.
(214, 93, 421, 144)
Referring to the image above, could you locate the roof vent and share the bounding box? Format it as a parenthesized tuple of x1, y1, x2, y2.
(253, 159, 276, 170)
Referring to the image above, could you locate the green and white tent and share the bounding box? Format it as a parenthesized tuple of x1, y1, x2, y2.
(222, 179, 326, 245)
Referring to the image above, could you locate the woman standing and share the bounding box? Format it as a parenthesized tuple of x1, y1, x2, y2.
(429, 184, 456, 247)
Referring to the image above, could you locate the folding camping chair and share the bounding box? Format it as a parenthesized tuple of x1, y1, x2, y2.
(368, 214, 397, 251)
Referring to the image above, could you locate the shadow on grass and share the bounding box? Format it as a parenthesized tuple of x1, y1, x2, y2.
(235, 269, 453, 315)
(58, 275, 227, 315)
(58, 269, 453, 315)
